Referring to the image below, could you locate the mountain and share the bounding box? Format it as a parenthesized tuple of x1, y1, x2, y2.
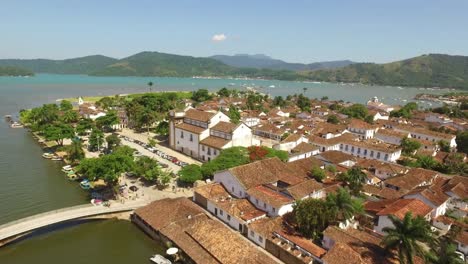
(0, 66, 34, 76)
(210, 54, 355, 71)
(92, 51, 234, 77)
(0, 55, 117, 74)
(301, 54, 468, 89)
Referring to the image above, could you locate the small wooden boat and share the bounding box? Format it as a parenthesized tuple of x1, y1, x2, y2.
(51, 155, 63, 161)
(62, 165, 73, 172)
(150, 255, 171, 264)
(42, 153, 54, 159)
(10, 122, 24, 128)
(80, 180, 91, 190)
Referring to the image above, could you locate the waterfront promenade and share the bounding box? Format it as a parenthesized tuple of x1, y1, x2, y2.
(0, 200, 148, 247)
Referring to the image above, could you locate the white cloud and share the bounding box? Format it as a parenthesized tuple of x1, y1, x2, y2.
(212, 34, 227, 42)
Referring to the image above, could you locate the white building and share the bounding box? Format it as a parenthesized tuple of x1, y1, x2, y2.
(367, 97, 394, 113)
(347, 119, 377, 139)
(339, 138, 402, 163)
(393, 125, 457, 148)
(403, 186, 450, 218)
(375, 129, 409, 145)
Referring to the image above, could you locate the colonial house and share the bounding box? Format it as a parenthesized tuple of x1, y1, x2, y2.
(253, 122, 286, 142)
(193, 183, 266, 234)
(384, 168, 438, 192)
(357, 159, 407, 180)
(373, 198, 433, 234)
(424, 113, 453, 125)
(393, 125, 457, 148)
(240, 110, 264, 127)
(367, 97, 394, 113)
(375, 129, 409, 145)
(311, 108, 329, 116)
(347, 119, 377, 139)
(287, 142, 320, 162)
(310, 123, 348, 139)
(78, 103, 106, 120)
(403, 186, 450, 217)
(368, 110, 390, 121)
(273, 133, 308, 152)
(339, 138, 402, 163)
(213, 158, 324, 217)
(199, 121, 254, 161)
(170, 108, 255, 161)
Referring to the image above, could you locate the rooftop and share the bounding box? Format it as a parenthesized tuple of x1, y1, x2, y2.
(200, 136, 230, 149)
(211, 121, 238, 133)
(376, 198, 433, 219)
(185, 108, 215, 122)
(175, 122, 207, 134)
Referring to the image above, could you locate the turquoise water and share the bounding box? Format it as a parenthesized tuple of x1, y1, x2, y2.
(0, 74, 448, 263)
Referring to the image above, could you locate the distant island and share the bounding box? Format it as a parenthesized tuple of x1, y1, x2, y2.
(1, 52, 468, 90)
(0, 66, 34, 76)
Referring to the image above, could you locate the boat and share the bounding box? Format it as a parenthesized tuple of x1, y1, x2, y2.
(150, 255, 171, 264)
(10, 122, 23, 128)
(80, 180, 91, 190)
(42, 153, 54, 159)
(62, 165, 73, 172)
(51, 155, 63, 161)
(68, 173, 79, 181)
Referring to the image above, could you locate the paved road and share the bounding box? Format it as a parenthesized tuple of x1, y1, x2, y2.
(118, 129, 201, 166)
(0, 200, 148, 244)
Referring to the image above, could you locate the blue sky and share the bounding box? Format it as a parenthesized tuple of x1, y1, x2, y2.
(1, 0, 468, 63)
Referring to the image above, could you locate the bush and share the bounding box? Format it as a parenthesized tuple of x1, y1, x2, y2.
(178, 164, 203, 184)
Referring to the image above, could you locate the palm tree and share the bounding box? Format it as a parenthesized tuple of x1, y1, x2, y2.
(425, 238, 464, 264)
(67, 138, 85, 163)
(344, 166, 367, 195)
(147, 81, 153, 93)
(326, 187, 363, 221)
(382, 212, 433, 264)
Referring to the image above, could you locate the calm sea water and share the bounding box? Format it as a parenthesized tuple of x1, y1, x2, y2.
(0, 74, 446, 262)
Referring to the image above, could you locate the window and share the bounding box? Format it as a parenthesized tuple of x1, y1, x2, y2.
(207, 148, 211, 155)
(357, 148, 361, 154)
(227, 215, 231, 221)
(202, 145, 205, 151)
(259, 236, 263, 243)
(180, 131, 184, 138)
(255, 198, 259, 204)
(345, 145, 349, 151)
(377, 152, 381, 159)
(272, 208, 276, 213)
(214, 149, 217, 155)
(351, 146, 355, 153)
(340, 144, 343, 150)
(220, 210, 223, 216)
(232, 186, 234, 192)
(263, 202, 266, 208)
(364, 149, 368, 155)
(384, 154, 389, 161)
(370, 151, 374, 157)
(189, 134, 193, 142)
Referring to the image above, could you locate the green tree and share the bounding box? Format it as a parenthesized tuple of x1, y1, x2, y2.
(217, 87, 231, 97)
(158, 171, 172, 187)
(391, 102, 418, 119)
(438, 140, 451, 152)
(296, 94, 311, 111)
(43, 123, 74, 146)
(327, 115, 340, 124)
(61, 110, 79, 124)
(310, 166, 326, 182)
(456, 131, 468, 154)
(178, 164, 203, 184)
(326, 187, 363, 221)
(147, 81, 153, 93)
(88, 129, 104, 151)
(415, 155, 437, 170)
(76, 118, 95, 135)
(293, 198, 333, 240)
(382, 212, 433, 264)
(364, 115, 375, 124)
(191, 89, 212, 102)
(321, 96, 329, 101)
(96, 111, 119, 130)
(66, 138, 85, 163)
(60, 100, 73, 111)
(105, 134, 121, 151)
(401, 137, 422, 156)
(425, 238, 464, 264)
(228, 105, 241, 124)
(273, 96, 286, 107)
(201, 147, 250, 178)
(135, 156, 161, 182)
(341, 104, 368, 119)
(38, 104, 60, 126)
(155, 121, 169, 136)
(342, 166, 367, 195)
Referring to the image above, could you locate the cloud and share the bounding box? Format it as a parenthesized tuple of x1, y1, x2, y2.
(212, 34, 227, 42)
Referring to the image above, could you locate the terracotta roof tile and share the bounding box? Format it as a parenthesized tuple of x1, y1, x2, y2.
(200, 136, 230, 149)
(211, 121, 237, 133)
(175, 122, 206, 134)
(290, 142, 319, 155)
(247, 185, 293, 208)
(376, 199, 433, 219)
(286, 179, 323, 200)
(321, 242, 365, 264)
(405, 186, 450, 206)
(184, 108, 215, 122)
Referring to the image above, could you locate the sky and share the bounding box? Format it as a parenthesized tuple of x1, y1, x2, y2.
(1, 0, 468, 63)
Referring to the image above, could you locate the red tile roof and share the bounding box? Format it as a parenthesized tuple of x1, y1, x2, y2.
(200, 136, 230, 149)
(175, 122, 206, 134)
(376, 199, 433, 219)
(184, 108, 215, 122)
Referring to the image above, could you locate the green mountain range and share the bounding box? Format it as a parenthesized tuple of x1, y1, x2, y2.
(1, 52, 468, 89)
(0, 66, 34, 76)
(301, 54, 468, 89)
(210, 54, 355, 71)
(0, 55, 117, 74)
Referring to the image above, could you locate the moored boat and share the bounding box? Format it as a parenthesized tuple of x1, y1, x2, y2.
(150, 255, 171, 264)
(10, 122, 23, 128)
(42, 153, 54, 159)
(80, 179, 91, 190)
(62, 165, 73, 172)
(51, 155, 63, 161)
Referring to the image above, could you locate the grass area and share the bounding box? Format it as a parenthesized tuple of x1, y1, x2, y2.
(62, 91, 193, 103)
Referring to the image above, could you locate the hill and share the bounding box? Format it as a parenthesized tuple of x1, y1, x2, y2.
(301, 54, 468, 89)
(92, 52, 234, 77)
(210, 54, 355, 71)
(0, 66, 34, 76)
(0, 55, 117, 74)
